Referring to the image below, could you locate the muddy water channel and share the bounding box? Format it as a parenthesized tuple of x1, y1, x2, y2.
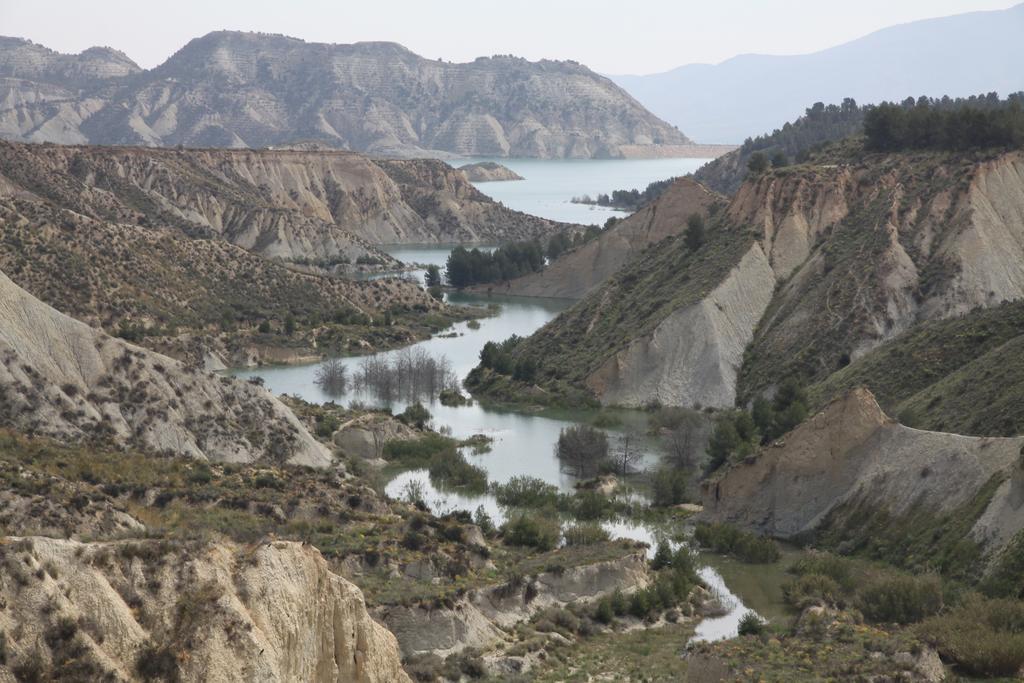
(232, 244, 790, 641)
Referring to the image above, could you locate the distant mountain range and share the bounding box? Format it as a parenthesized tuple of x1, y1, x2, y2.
(611, 4, 1024, 143)
(0, 31, 689, 158)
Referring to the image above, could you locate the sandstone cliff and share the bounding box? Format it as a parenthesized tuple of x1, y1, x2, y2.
(701, 388, 1024, 556)
(0, 268, 330, 466)
(495, 146, 1024, 409)
(0, 537, 409, 682)
(0, 31, 690, 158)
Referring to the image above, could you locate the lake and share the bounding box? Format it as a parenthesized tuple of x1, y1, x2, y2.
(456, 156, 712, 224)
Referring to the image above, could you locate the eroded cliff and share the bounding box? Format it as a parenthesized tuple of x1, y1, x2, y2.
(701, 388, 1024, 557)
(0, 537, 409, 682)
(0, 269, 330, 465)
(492, 146, 1024, 409)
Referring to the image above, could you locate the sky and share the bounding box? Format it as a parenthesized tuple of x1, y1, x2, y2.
(0, 0, 1018, 75)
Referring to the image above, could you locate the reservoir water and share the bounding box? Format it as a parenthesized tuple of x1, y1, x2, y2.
(233, 157, 786, 640)
(453, 156, 712, 225)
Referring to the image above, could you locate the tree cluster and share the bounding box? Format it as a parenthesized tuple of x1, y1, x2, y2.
(706, 379, 809, 474)
(445, 241, 544, 288)
(864, 94, 1024, 152)
(571, 177, 677, 212)
(477, 335, 538, 382)
(555, 424, 610, 478)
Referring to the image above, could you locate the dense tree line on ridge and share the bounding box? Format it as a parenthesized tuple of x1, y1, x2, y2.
(864, 94, 1024, 152)
(696, 92, 1024, 193)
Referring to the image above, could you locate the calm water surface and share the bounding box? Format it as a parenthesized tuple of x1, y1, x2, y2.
(459, 157, 712, 225)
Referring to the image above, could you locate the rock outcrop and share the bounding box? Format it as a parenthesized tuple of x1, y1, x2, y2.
(0, 537, 409, 682)
(0, 268, 330, 466)
(458, 162, 524, 183)
(376, 550, 650, 657)
(0, 31, 690, 158)
(496, 177, 723, 299)
(701, 388, 1024, 554)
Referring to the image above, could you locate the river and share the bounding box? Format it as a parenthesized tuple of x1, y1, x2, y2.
(232, 158, 788, 641)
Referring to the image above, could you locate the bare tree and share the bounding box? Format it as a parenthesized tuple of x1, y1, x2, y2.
(663, 411, 706, 471)
(315, 358, 348, 396)
(354, 349, 458, 403)
(555, 424, 609, 479)
(613, 429, 644, 476)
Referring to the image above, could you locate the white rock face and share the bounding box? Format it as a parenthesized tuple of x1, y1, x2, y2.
(0, 538, 410, 682)
(588, 244, 776, 408)
(0, 269, 330, 466)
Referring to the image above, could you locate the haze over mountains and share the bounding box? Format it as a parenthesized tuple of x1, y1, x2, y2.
(0, 31, 688, 158)
(611, 3, 1024, 143)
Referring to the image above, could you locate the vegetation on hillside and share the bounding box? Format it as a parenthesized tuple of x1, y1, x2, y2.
(695, 91, 1024, 194)
(809, 300, 1024, 436)
(466, 204, 750, 406)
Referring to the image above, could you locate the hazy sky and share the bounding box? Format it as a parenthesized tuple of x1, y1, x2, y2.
(1, 0, 1017, 74)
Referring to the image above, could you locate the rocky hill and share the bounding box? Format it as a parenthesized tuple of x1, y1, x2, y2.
(0, 31, 690, 158)
(476, 143, 1024, 410)
(0, 141, 567, 263)
(701, 387, 1024, 569)
(0, 268, 330, 465)
(492, 177, 723, 299)
(0, 140, 565, 364)
(0, 536, 408, 682)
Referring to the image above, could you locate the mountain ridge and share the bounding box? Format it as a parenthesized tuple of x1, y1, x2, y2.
(0, 30, 690, 158)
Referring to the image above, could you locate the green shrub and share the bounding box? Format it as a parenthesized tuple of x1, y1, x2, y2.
(783, 573, 842, 610)
(398, 403, 431, 429)
(737, 611, 765, 636)
(858, 574, 943, 624)
(789, 551, 855, 590)
(594, 597, 615, 624)
(427, 453, 487, 493)
(563, 523, 610, 547)
(651, 467, 688, 507)
(694, 523, 781, 563)
(570, 491, 612, 520)
(610, 588, 628, 616)
(502, 513, 560, 551)
(651, 541, 673, 570)
(491, 476, 560, 509)
(629, 590, 651, 618)
(918, 595, 1024, 677)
